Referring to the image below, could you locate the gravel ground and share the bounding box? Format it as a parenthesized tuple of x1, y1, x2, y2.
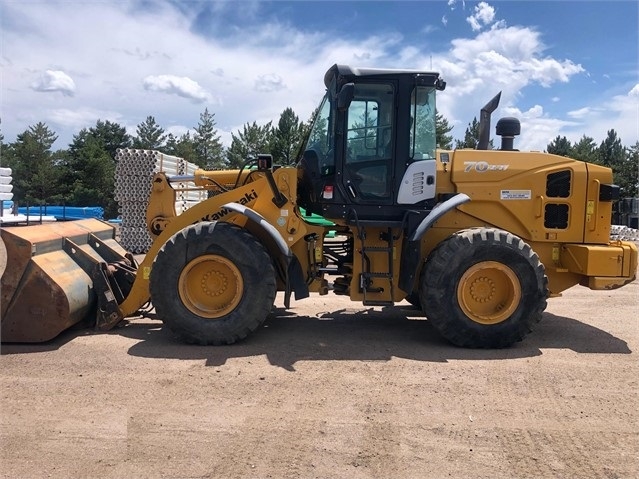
(1, 234, 638, 479)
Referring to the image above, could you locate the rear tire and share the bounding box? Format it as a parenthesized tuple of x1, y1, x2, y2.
(419, 228, 548, 348)
(150, 222, 276, 345)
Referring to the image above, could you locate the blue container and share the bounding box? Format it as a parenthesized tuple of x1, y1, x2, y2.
(18, 205, 104, 220)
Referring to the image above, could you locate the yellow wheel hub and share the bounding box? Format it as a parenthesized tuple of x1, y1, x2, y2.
(457, 261, 521, 325)
(178, 254, 243, 319)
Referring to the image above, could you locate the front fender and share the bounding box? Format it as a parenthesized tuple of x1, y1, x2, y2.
(223, 203, 309, 306)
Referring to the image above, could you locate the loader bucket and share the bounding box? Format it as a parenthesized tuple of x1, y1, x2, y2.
(1, 219, 134, 343)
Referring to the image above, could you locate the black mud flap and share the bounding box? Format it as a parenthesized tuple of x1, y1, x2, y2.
(284, 255, 309, 308)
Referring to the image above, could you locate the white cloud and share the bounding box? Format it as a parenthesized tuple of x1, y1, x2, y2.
(165, 124, 192, 139)
(1, 0, 633, 154)
(448, 0, 466, 10)
(255, 74, 286, 93)
(501, 104, 579, 151)
(450, 28, 579, 87)
(567, 107, 592, 119)
(523, 105, 544, 119)
(30, 70, 75, 96)
(425, 23, 585, 149)
(561, 88, 639, 146)
(143, 75, 212, 103)
(467, 2, 496, 31)
(421, 25, 438, 35)
(47, 107, 124, 129)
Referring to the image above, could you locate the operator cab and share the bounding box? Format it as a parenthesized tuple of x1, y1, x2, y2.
(298, 64, 446, 223)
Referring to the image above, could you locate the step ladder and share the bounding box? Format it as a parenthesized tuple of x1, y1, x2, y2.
(356, 225, 396, 306)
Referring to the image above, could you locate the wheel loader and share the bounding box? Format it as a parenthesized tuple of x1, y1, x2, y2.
(2, 64, 637, 347)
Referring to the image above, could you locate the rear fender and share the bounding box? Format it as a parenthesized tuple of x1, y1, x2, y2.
(398, 193, 471, 294)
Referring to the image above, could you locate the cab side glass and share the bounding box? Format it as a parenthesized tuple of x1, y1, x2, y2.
(345, 83, 393, 161)
(410, 86, 436, 160)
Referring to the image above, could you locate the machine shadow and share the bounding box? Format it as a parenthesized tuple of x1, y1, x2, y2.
(118, 306, 631, 371)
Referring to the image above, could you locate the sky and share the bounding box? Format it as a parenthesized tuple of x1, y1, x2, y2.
(1, 0, 638, 153)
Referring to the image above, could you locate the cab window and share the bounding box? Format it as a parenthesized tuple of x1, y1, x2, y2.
(409, 86, 437, 160)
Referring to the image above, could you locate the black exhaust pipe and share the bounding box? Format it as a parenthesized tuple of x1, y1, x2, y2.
(477, 92, 501, 150)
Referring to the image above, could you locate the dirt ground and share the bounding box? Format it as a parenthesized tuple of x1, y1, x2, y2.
(1, 239, 638, 479)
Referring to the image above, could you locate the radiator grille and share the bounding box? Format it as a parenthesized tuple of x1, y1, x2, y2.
(544, 203, 569, 229)
(546, 170, 571, 198)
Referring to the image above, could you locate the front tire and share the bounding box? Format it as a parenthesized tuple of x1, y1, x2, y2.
(419, 228, 548, 348)
(150, 222, 276, 345)
(405, 292, 421, 308)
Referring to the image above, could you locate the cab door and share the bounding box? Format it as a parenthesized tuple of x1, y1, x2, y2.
(342, 83, 396, 204)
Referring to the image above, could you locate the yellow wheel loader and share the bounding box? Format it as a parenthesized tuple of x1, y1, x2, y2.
(2, 64, 637, 347)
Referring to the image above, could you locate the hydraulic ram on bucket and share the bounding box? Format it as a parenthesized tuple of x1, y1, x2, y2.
(1, 219, 136, 342)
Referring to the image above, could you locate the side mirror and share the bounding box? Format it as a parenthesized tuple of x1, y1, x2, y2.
(337, 83, 355, 111)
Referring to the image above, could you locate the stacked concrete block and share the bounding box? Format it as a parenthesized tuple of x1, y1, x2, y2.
(114, 149, 203, 253)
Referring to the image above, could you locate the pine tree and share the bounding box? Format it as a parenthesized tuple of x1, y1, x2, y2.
(455, 117, 481, 149)
(68, 134, 117, 216)
(69, 120, 132, 160)
(272, 108, 304, 165)
(624, 142, 639, 197)
(63, 120, 131, 216)
(226, 121, 273, 168)
(7, 123, 61, 204)
(164, 132, 197, 163)
(546, 135, 573, 157)
(435, 111, 454, 150)
(596, 129, 634, 196)
(193, 108, 224, 169)
(597, 130, 624, 168)
(133, 116, 166, 150)
(571, 135, 597, 163)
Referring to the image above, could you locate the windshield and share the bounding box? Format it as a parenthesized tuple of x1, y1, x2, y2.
(307, 94, 330, 155)
(304, 93, 335, 175)
(410, 86, 437, 160)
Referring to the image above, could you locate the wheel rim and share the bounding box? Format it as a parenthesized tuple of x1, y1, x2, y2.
(178, 254, 243, 319)
(457, 261, 521, 325)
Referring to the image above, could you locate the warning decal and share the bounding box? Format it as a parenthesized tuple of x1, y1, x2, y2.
(500, 190, 532, 200)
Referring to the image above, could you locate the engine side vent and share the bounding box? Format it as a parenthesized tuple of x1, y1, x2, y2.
(546, 170, 571, 198)
(544, 204, 569, 229)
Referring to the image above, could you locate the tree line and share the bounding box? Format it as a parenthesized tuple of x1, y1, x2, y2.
(0, 107, 308, 218)
(0, 108, 636, 220)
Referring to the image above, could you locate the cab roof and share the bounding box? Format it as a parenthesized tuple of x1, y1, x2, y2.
(324, 64, 444, 90)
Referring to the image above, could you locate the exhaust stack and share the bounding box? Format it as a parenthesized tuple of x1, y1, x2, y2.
(477, 92, 502, 150)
